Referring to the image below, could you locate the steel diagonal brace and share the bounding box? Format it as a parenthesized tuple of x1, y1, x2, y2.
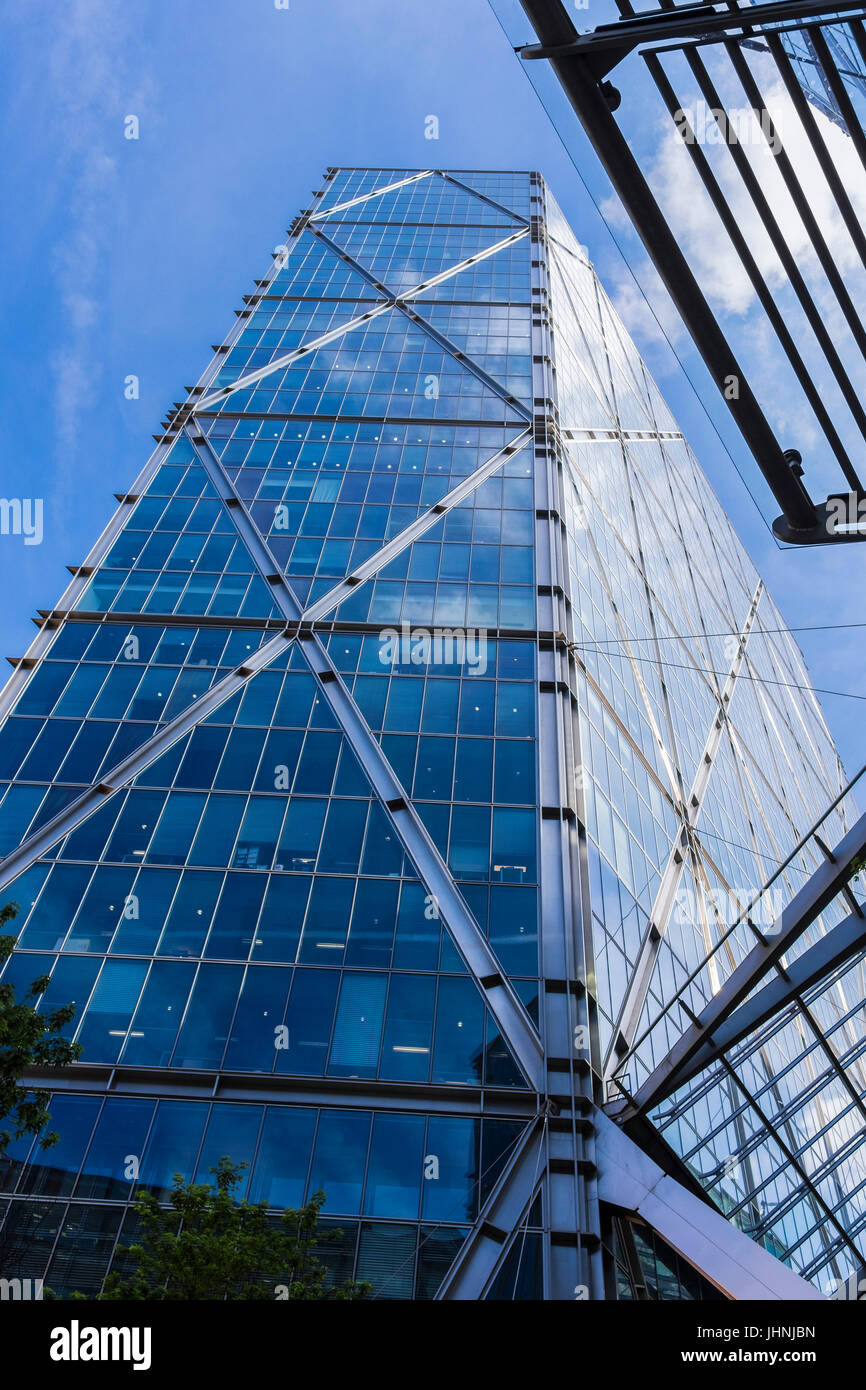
(294, 625, 545, 1089)
(310, 171, 435, 221)
(0, 426, 545, 1090)
(0, 625, 296, 895)
(434, 1118, 545, 1299)
(190, 431, 545, 1088)
(193, 222, 530, 413)
(302, 429, 532, 623)
(618, 804, 866, 1120)
(312, 221, 530, 312)
(195, 300, 395, 411)
(435, 170, 530, 226)
(605, 581, 763, 1076)
(309, 224, 533, 418)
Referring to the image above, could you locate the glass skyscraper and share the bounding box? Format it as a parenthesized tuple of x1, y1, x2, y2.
(0, 168, 861, 1301)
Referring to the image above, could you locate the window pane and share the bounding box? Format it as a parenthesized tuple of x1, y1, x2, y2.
(137, 1100, 209, 1201)
(248, 1107, 316, 1209)
(74, 1098, 155, 1200)
(224, 965, 293, 1071)
(328, 973, 387, 1078)
(363, 1113, 425, 1219)
(171, 964, 243, 1069)
(422, 1117, 479, 1222)
(18, 1096, 102, 1197)
(277, 968, 339, 1076)
(380, 974, 435, 1082)
(308, 1110, 370, 1214)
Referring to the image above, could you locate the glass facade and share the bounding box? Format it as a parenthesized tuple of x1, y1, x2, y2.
(0, 167, 862, 1299)
(782, 18, 866, 132)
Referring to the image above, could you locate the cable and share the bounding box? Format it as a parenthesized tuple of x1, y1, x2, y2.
(574, 646, 866, 702)
(570, 620, 866, 646)
(690, 823, 820, 878)
(569, 639, 866, 706)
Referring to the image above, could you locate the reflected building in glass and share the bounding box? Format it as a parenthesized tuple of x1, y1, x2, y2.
(0, 169, 861, 1300)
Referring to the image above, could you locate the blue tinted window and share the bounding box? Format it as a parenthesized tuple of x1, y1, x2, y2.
(278, 968, 339, 1076)
(298, 878, 354, 962)
(276, 799, 326, 872)
(493, 741, 535, 804)
(17, 865, 94, 951)
(172, 964, 243, 1068)
(329, 973, 387, 1077)
(249, 1107, 316, 1209)
(420, 680, 459, 733)
(205, 874, 267, 958)
(215, 728, 267, 791)
(308, 1110, 371, 1213)
(317, 799, 367, 874)
(39, 955, 100, 1038)
(361, 803, 403, 877)
(153, 870, 217, 956)
(67, 865, 136, 952)
(492, 809, 537, 882)
(104, 791, 166, 864)
(224, 965, 292, 1071)
(232, 798, 284, 871)
(58, 797, 123, 863)
(187, 796, 244, 866)
(122, 961, 195, 1066)
(194, 1104, 262, 1194)
(175, 726, 230, 788)
(380, 974, 435, 1081)
(432, 977, 484, 1084)
(454, 739, 493, 802)
(458, 681, 495, 734)
(111, 867, 180, 955)
(344, 879, 398, 968)
(392, 882, 440, 970)
(0, 718, 42, 779)
(448, 805, 490, 881)
(252, 875, 310, 962)
(75, 959, 148, 1062)
(74, 1098, 155, 1200)
(18, 1096, 102, 1197)
(147, 793, 207, 865)
(363, 1113, 425, 1219)
(58, 722, 118, 783)
(421, 1117, 478, 1222)
(138, 1100, 209, 1201)
(0, 787, 45, 856)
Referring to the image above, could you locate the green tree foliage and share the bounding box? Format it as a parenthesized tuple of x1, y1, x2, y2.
(82, 1158, 371, 1301)
(0, 902, 83, 1155)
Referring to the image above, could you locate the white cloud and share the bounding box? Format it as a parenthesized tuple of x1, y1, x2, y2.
(18, 1, 159, 468)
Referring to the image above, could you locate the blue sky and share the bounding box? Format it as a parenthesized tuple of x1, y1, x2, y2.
(0, 0, 863, 777)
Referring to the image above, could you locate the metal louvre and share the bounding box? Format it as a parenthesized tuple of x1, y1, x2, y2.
(505, 0, 866, 543)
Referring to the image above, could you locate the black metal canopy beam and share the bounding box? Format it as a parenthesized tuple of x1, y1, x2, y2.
(520, 0, 865, 70)
(614, 807, 866, 1118)
(514, 0, 866, 543)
